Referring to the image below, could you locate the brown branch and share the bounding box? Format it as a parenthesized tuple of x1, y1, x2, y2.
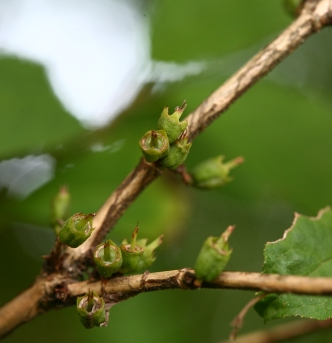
(63, 158, 161, 266)
(3, 269, 332, 338)
(72, 0, 332, 253)
(1, 0, 332, 338)
(66, 270, 332, 298)
(221, 318, 332, 343)
(187, 0, 332, 140)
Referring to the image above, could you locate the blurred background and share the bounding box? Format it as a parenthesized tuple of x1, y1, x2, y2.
(1, 0, 332, 342)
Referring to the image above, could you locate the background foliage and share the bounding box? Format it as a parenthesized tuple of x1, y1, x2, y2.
(1, 1, 332, 342)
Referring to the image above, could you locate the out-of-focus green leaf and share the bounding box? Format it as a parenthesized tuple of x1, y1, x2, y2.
(255, 207, 332, 321)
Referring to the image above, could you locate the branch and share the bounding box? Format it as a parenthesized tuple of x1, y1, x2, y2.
(221, 318, 332, 343)
(72, 0, 332, 252)
(66, 270, 332, 298)
(3, 270, 332, 338)
(64, 159, 161, 266)
(187, 0, 332, 140)
(2, 0, 332, 337)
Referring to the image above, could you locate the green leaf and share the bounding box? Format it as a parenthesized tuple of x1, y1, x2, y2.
(255, 207, 332, 321)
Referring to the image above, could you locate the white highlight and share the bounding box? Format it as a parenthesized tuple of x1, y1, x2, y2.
(0, 154, 55, 199)
(0, 0, 205, 128)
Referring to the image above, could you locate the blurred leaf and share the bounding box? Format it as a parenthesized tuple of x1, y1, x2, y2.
(255, 207, 332, 321)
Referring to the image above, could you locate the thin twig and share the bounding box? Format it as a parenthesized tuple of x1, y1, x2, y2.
(187, 0, 332, 140)
(229, 293, 269, 341)
(221, 318, 332, 343)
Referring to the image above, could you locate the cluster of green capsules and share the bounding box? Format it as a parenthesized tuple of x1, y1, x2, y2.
(139, 101, 192, 169)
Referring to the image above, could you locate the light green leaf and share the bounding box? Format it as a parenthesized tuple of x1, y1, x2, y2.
(255, 207, 332, 321)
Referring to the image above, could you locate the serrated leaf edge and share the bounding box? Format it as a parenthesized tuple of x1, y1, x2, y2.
(261, 206, 331, 271)
(266, 206, 331, 247)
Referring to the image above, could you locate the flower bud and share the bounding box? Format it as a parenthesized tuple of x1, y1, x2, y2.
(58, 213, 95, 248)
(93, 240, 123, 278)
(120, 225, 144, 274)
(134, 235, 164, 271)
(159, 132, 192, 169)
(190, 156, 244, 190)
(194, 226, 234, 282)
(77, 290, 106, 328)
(157, 101, 188, 143)
(139, 129, 170, 162)
(51, 186, 70, 235)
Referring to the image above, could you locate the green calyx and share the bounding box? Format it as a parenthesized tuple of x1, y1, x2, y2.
(159, 133, 192, 169)
(58, 212, 95, 248)
(93, 240, 123, 278)
(190, 156, 244, 190)
(194, 226, 234, 282)
(120, 225, 144, 274)
(139, 129, 170, 162)
(77, 290, 106, 328)
(157, 101, 188, 143)
(51, 186, 70, 235)
(134, 235, 164, 272)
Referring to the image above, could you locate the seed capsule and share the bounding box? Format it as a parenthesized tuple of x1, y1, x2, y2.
(120, 225, 144, 274)
(93, 240, 123, 278)
(157, 101, 188, 143)
(190, 156, 244, 190)
(159, 131, 192, 169)
(77, 290, 106, 328)
(139, 129, 170, 162)
(58, 212, 95, 248)
(51, 186, 70, 235)
(194, 226, 234, 282)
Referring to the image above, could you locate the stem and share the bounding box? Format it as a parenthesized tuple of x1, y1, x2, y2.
(229, 293, 269, 341)
(221, 318, 332, 343)
(186, 0, 332, 140)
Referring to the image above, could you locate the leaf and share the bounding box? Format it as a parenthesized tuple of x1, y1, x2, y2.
(255, 207, 332, 321)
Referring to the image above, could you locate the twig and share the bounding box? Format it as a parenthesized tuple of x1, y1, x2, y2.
(229, 293, 269, 341)
(187, 0, 332, 140)
(221, 318, 332, 343)
(66, 270, 332, 298)
(1, 0, 332, 337)
(3, 270, 332, 338)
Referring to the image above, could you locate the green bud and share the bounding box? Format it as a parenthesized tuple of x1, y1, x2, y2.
(157, 102, 188, 143)
(190, 156, 244, 190)
(51, 186, 70, 235)
(159, 132, 192, 169)
(120, 225, 144, 274)
(194, 226, 234, 282)
(93, 240, 123, 278)
(77, 290, 106, 328)
(134, 235, 164, 272)
(58, 213, 95, 248)
(139, 130, 170, 162)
